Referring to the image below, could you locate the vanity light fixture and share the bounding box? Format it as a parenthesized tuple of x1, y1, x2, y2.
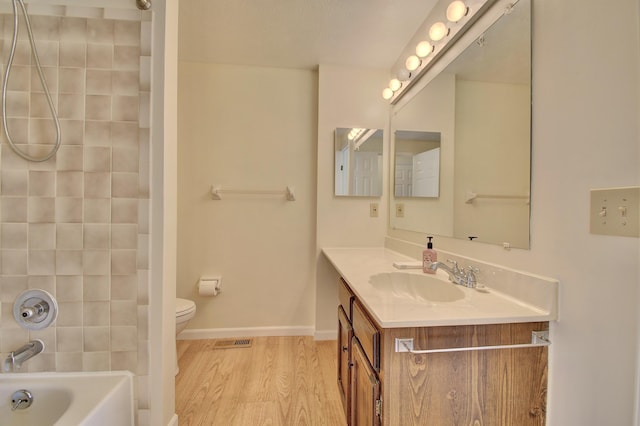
(446, 1, 469, 22)
(405, 55, 422, 71)
(429, 21, 450, 41)
(389, 78, 402, 91)
(348, 128, 366, 141)
(416, 40, 434, 58)
(382, 87, 394, 100)
(382, 0, 496, 102)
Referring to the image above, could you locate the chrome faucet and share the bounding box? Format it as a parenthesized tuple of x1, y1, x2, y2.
(3, 340, 45, 373)
(427, 259, 480, 288)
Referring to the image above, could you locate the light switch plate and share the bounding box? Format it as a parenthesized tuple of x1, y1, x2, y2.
(590, 186, 639, 237)
(396, 203, 405, 217)
(370, 203, 379, 218)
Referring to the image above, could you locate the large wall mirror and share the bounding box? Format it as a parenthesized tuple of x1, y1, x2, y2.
(335, 128, 383, 197)
(390, 0, 531, 248)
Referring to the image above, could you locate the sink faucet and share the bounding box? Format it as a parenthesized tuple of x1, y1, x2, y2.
(427, 259, 479, 288)
(4, 340, 45, 373)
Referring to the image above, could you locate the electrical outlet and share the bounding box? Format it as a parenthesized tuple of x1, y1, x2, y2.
(370, 203, 379, 217)
(396, 203, 405, 217)
(590, 187, 639, 237)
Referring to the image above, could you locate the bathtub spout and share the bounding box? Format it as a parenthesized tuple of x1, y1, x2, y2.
(4, 340, 45, 372)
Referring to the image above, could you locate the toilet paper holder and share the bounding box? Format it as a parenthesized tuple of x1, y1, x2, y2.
(198, 276, 222, 296)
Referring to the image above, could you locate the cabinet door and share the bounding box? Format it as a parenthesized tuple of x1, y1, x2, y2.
(338, 306, 353, 419)
(351, 337, 381, 426)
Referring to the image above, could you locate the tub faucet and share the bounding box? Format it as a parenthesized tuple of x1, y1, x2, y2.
(427, 259, 479, 288)
(3, 340, 45, 373)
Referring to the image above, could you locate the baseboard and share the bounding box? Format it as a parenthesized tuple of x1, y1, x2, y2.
(314, 329, 338, 341)
(167, 414, 178, 426)
(178, 325, 316, 340)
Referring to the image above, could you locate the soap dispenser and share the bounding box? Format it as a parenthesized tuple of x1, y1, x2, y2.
(422, 236, 438, 274)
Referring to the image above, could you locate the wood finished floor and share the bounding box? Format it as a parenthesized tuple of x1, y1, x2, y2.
(176, 337, 347, 426)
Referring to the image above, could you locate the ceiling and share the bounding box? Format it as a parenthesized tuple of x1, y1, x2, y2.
(178, 0, 439, 70)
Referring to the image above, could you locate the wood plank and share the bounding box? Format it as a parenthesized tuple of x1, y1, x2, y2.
(384, 322, 548, 425)
(176, 336, 347, 426)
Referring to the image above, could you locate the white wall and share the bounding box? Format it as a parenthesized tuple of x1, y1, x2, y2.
(176, 63, 317, 333)
(388, 0, 640, 424)
(315, 65, 390, 336)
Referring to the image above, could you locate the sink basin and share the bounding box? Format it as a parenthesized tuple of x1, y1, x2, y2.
(369, 272, 465, 303)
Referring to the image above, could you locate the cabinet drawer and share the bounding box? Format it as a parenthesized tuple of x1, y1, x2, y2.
(338, 278, 354, 319)
(352, 301, 380, 371)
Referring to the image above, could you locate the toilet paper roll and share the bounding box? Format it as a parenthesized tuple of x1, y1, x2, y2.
(198, 279, 219, 297)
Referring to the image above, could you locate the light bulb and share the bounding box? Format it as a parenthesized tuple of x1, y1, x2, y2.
(429, 22, 449, 41)
(405, 55, 421, 72)
(397, 68, 411, 81)
(416, 41, 433, 58)
(446, 1, 468, 23)
(389, 78, 402, 91)
(382, 88, 393, 100)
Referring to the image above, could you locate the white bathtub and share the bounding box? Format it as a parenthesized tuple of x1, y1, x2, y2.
(0, 371, 134, 426)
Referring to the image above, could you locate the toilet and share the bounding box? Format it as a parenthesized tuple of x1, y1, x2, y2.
(175, 298, 196, 374)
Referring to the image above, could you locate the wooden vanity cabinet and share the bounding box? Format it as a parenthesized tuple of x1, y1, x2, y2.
(337, 279, 355, 419)
(337, 278, 549, 426)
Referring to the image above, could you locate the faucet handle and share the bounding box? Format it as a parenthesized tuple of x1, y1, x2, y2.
(446, 259, 460, 273)
(465, 266, 480, 287)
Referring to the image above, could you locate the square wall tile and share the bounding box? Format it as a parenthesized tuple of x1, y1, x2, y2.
(1, 223, 27, 249)
(111, 274, 137, 301)
(59, 67, 85, 94)
(28, 249, 55, 275)
(111, 198, 137, 223)
(60, 17, 87, 42)
(2, 197, 27, 222)
(28, 197, 55, 223)
(84, 147, 111, 172)
(57, 301, 83, 326)
(1, 249, 27, 275)
(87, 43, 113, 69)
(1, 170, 28, 196)
(55, 197, 83, 223)
(56, 275, 83, 302)
(83, 351, 110, 371)
(55, 249, 83, 275)
(0, 276, 28, 303)
(84, 172, 111, 198)
(55, 146, 84, 171)
(56, 223, 83, 249)
(29, 171, 56, 197)
(59, 119, 84, 145)
(84, 326, 111, 351)
(111, 224, 137, 249)
(57, 171, 85, 200)
(84, 223, 110, 249)
(83, 249, 110, 275)
(56, 326, 83, 352)
(84, 275, 110, 301)
(29, 223, 56, 249)
(85, 121, 111, 146)
(59, 42, 87, 68)
(83, 198, 111, 223)
(84, 301, 110, 326)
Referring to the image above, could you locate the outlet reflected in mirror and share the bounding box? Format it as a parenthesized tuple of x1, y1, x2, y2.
(394, 130, 441, 198)
(334, 128, 383, 197)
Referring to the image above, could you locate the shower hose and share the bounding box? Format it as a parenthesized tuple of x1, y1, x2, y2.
(2, 0, 61, 162)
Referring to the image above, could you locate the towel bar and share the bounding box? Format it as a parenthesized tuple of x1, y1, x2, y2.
(395, 330, 550, 354)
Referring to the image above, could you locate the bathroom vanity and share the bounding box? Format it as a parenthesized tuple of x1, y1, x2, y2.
(325, 248, 557, 426)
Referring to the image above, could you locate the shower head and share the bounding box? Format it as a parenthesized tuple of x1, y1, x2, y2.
(136, 0, 151, 10)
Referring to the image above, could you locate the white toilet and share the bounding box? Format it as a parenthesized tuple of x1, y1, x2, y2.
(175, 298, 196, 375)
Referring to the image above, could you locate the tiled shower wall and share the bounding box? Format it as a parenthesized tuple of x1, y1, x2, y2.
(0, 4, 152, 423)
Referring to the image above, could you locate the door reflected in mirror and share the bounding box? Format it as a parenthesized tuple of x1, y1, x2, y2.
(394, 130, 441, 198)
(335, 128, 383, 197)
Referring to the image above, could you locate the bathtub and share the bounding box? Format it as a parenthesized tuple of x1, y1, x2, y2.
(0, 371, 134, 426)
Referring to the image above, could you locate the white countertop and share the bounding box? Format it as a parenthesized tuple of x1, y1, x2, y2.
(323, 247, 556, 328)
